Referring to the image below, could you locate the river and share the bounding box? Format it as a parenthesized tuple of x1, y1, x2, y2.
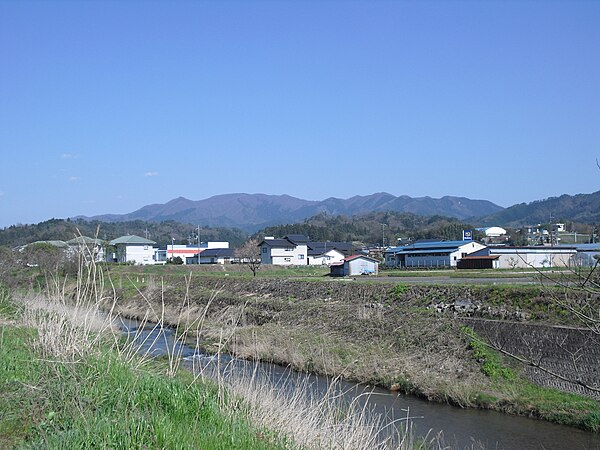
(117, 318, 600, 449)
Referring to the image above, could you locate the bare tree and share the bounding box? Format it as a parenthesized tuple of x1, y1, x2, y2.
(234, 238, 262, 277)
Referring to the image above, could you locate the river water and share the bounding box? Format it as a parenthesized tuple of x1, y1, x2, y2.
(117, 318, 600, 450)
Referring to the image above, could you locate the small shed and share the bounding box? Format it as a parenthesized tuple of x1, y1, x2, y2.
(330, 255, 379, 277)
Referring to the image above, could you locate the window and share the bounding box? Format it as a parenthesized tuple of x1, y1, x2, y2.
(284, 257, 291, 262)
(299, 254, 305, 260)
(262, 247, 267, 253)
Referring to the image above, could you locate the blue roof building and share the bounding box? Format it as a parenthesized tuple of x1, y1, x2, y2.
(384, 240, 486, 268)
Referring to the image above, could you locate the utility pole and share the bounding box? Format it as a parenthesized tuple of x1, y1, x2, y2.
(197, 224, 201, 265)
(381, 223, 386, 249)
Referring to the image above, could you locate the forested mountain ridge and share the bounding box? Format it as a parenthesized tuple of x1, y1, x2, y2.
(5, 192, 600, 248)
(477, 191, 600, 227)
(83, 192, 503, 231)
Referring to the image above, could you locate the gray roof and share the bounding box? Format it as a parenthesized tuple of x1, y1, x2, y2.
(307, 241, 353, 256)
(561, 243, 600, 251)
(260, 239, 296, 248)
(200, 248, 233, 257)
(110, 235, 156, 245)
(67, 236, 103, 245)
(28, 240, 69, 248)
(284, 234, 309, 244)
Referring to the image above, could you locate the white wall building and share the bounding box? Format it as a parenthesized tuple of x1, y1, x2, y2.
(109, 235, 157, 265)
(259, 235, 308, 265)
(463, 246, 577, 269)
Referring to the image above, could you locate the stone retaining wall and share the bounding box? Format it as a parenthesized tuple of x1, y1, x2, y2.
(462, 318, 600, 399)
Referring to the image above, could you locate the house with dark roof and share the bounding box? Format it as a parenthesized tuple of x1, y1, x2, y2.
(198, 248, 233, 265)
(109, 235, 157, 265)
(330, 255, 379, 277)
(384, 240, 486, 268)
(258, 235, 308, 265)
(259, 235, 357, 266)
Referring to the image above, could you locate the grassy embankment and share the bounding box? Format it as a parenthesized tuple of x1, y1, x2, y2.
(0, 288, 286, 449)
(105, 265, 600, 432)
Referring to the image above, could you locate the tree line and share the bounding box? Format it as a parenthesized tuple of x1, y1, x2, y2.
(253, 211, 485, 245)
(0, 219, 247, 248)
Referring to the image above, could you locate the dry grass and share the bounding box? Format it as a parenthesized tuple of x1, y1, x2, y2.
(224, 369, 416, 450)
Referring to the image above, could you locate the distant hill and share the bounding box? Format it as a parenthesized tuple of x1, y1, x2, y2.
(84, 193, 503, 231)
(477, 191, 600, 227)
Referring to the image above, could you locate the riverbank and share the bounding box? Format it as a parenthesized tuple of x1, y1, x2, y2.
(0, 289, 288, 449)
(106, 272, 600, 432)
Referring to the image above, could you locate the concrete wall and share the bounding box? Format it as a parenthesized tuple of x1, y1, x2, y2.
(494, 249, 576, 269)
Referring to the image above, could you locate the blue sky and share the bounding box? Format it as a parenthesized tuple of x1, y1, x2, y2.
(1, 1, 599, 227)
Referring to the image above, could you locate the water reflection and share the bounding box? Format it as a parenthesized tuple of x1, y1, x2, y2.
(117, 318, 600, 450)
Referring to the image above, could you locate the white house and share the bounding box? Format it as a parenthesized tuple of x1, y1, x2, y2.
(307, 247, 346, 266)
(330, 255, 379, 276)
(306, 242, 353, 266)
(109, 235, 157, 265)
(259, 235, 308, 265)
(384, 240, 486, 268)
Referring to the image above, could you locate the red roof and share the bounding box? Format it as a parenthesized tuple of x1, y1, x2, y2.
(343, 254, 379, 263)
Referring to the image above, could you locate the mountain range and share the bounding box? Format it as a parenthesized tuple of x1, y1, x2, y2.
(478, 191, 600, 227)
(85, 193, 503, 231)
(82, 190, 600, 231)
